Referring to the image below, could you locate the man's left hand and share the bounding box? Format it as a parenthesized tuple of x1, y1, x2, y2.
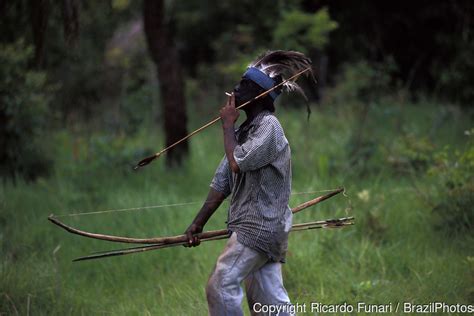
(220, 94, 239, 128)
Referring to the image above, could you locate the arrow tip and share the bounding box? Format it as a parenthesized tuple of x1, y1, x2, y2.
(133, 154, 158, 171)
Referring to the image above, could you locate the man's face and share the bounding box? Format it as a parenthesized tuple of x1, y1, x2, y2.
(233, 78, 262, 107)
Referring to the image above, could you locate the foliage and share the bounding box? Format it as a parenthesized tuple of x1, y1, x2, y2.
(323, 1, 474, 106)
(325, 59, 397, 104)
(0, 39, 54, 180)
(1, 103, 472, 314)
(273, 7, 338, 54)
(0, 1, 473, 312)
(173, 2, 338, 84)
(385, 135, 436, 173)
(174, 0, 284, 75)
(103, 36, 156, 135)
(428, 130, 474, 235)
(86, 135, 153, 172)
(435, 39, 474, 105)
(324, 60, 398, 176)
(50, 2, 139, 124)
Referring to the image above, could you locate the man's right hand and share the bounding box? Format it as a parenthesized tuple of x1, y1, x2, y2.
(184, 223, 203, 247)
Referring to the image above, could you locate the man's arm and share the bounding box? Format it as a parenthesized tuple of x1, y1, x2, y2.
(185, 95, 238, 247)
(184, 187, 226, 247)
(233, 116, 283, 172)
(220, 94, 240, 173)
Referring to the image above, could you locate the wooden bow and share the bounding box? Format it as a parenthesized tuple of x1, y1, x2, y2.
(48, 188, 343, 244)
(74, 217, 354, 261)
(48, 188, 355, 261)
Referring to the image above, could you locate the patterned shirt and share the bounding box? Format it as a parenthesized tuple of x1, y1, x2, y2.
(210, 110, 292, 262)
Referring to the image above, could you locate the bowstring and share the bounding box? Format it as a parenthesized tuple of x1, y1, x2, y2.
(53, 188, 352, 218)
(342, 187, 353, 217)
(53, 201, 204, 218)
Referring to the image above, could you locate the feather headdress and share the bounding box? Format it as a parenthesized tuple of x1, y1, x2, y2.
(245, 50, 315, 100)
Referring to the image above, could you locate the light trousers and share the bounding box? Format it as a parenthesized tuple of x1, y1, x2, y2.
(206, 232, 293, 316)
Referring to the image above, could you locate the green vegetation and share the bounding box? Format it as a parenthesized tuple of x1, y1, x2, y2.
(1, 1, 473, 314)
(1, 101, 472, 315)
(0, 39, 54, 180)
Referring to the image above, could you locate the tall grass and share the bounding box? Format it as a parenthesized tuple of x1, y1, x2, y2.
(1, 102, 472, 315)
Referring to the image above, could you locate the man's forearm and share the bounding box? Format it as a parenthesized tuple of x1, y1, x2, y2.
(192, 188, 226, 227)
(223, 124, 240, 173)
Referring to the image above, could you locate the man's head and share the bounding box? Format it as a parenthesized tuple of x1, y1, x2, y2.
(233, 72, 283, 112)
(233, 50, 313, 113)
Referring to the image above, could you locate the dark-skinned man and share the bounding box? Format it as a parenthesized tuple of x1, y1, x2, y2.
(184, 50, 312, 316)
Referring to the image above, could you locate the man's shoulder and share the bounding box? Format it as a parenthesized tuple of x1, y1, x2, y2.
(258, 113, 284, 133)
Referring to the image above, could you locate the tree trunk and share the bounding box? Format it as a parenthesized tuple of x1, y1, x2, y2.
(62, 0, 79, 47)
(30, 0, 49, 68)
(143, 0, 189, 167)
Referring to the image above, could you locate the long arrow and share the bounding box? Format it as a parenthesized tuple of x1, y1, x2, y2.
(133, 67, 312, 170)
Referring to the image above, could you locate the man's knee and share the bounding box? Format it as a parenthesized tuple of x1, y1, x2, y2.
(206, 268, 225, 302)
(206, 276, 218, 300)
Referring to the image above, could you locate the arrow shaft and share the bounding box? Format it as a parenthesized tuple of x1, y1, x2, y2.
(134, 67, 312, 169)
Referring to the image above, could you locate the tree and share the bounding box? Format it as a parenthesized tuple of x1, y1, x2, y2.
(62, 0, 79, 47)
(0, 40, 53, 180)
(30, 0, 49, 68)
(143, 0, 189, 167)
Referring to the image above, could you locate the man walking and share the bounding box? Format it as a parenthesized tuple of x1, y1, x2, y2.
(185, 51, 312, 315)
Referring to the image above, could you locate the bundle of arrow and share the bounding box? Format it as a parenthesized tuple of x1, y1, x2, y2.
(49, 188, 354, 262)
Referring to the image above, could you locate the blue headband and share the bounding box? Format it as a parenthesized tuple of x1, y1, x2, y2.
(243, 67, 280, 100)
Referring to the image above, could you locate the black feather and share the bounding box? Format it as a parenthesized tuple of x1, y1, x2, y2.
(248, 50, 315, 98)
(249, 50, 315, 118)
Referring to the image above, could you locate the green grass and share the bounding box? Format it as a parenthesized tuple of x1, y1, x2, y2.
(1, 101, 473, 315)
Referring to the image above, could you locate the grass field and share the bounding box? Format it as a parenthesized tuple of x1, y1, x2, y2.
(1, 101, 473, 315)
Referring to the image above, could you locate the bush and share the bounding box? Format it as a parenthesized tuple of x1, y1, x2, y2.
(428, 129, 474, 235)
(324, 59, 399, 176)
(385, 134, 435, 174)
(0, 39, 54, 181)
(325, 59, 396, 104)
(273, 7, 338, 54)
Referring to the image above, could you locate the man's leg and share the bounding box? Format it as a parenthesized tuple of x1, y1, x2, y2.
(206, 232, 268, 316)
(245, 262, 293, 316)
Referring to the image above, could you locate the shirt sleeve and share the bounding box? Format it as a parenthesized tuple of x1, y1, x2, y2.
(233, 116, 285, 172)
(210, 156, 233, 197)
